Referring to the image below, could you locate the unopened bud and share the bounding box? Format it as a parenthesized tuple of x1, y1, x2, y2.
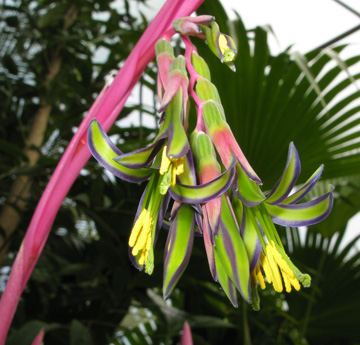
(193, 131, 221, 173)
(168, 55, 187, 74)
(191, 53, 211, 80)
(202, 100, 226, 129)
(173, 15, 214, 36)
(155, 39, 175, 57)
(201, 21, 237, 71)
(195, 79, 221, 103)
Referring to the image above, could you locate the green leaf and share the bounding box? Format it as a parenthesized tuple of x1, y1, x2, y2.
(70, 320, 94, 345)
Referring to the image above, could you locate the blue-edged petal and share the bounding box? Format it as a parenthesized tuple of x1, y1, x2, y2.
(166, 89, 190, 159)
(233, 198, 262, 274)
(88, 119, 152, 182)
(203, 210, 217, 280)
(233, 162, 265, 207)
(214, 195, 251, 302)
(114, 140, 164, 169)
(177, 150, 197, 186)
(265, 185, 334, 226)
(155, 193, 171, 244)
(169, 156, 236, 204)
(155, 89, 190, 159)
(282, 165, 324, 205)
(266, 142, 301, 205)
(214, 252, 238, 307)
(163, 204, 195, 299)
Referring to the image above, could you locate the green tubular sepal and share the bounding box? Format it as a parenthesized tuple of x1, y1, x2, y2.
(195, 79, 221, 103)
(169, 55, 187, 75)
(191, 53, 211, 80)
(195, 131, 217, 162)
(202, 101, 226, 128)
(155, 39, 174, 57)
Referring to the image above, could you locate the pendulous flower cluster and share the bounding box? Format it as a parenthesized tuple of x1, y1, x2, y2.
(87, 16, 333, 309)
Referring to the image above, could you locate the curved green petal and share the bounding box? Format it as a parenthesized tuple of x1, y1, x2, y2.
(214, 251, 238, 307)
(169, 156, 236, 204)
(233, 162, 265, 207)
(87, 119, 152, 182)
(282, 165, 324, 205)
(156, 88, 190, 159)
(241, 204, 262, 273)
(114, 140, 164, 168)
(266, 142, 301, 204)
(163, 205, 194, 299)
(265, 185, 334, 226)
(214, 195, 251, 302)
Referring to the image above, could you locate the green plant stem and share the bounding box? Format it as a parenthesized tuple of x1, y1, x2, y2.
(242, 301, 252, 345)
(301, 238, 330, 336)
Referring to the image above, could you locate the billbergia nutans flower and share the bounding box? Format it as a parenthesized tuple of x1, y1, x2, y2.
(87, 15, 334, 310)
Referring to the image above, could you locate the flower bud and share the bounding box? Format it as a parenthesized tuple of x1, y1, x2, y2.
(173, 15, 214, 36)
(195, 79, 221, 104)
(202, 100, 226, 129)
(201, 21, 237, 71)
(193, 131, 219, 168)
(191, 53, 211, 80)
(156, 39, 175, 99)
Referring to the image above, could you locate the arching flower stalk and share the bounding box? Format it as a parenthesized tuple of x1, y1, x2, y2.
(88, 16, 334, 310)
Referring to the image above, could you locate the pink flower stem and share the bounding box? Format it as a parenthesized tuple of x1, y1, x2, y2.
(0, 1, 204, 343)
(182, 35, 206, 132)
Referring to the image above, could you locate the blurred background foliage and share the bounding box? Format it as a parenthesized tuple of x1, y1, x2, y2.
(0, 0, 359, 344)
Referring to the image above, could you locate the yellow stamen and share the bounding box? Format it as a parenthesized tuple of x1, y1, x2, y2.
(128, 209, 153, 265)
(218, 34, 228, 55)
(253, 263, 266, 290)
(261, 241, 301, 293)
(160, 146, 171, 175)
(159, 145, 184, 187)
(171, 159, 184, 186)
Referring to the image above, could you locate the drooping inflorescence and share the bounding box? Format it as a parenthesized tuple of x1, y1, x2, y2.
(87, 16, 333, 309)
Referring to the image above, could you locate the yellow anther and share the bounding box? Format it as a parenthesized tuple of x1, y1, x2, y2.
(128, 209, 153, 265)
(159, 145, 184, 187)
(171, 159, 184, 186)
(218, 34, 229, 55)
(160, 146, 171, 175)
(261, 241, 301, 293)
(253, 263, 266, 290)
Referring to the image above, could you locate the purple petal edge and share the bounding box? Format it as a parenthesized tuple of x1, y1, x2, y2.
(88, 119, 151, 183)
(286, 165, 324, 204)
(163, 209, 195, 299)
(114, 140, 164, 168)
(271, 185, 334, 227)
(266, 142, 301, 205)
(169, 158, 236, 204)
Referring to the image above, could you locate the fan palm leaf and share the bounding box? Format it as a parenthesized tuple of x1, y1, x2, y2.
(197, 2, 360, 191)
